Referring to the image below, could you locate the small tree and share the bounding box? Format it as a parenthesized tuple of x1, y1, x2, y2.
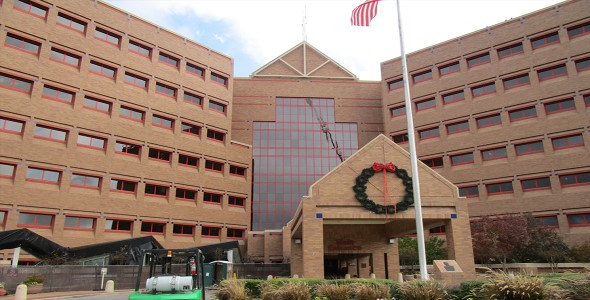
(398, 236, 448, 272)
(570, 241, 590, 262)
(515, 216, 571, 269)
(471, 215, 530, 269)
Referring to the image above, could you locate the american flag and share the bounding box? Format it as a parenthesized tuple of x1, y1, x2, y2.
(351, 0, 380, 27)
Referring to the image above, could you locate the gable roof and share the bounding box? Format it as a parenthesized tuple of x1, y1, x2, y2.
(251, 41, 358, 80)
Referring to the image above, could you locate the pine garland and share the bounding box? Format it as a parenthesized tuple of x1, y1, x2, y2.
(352, 164, 414, 214)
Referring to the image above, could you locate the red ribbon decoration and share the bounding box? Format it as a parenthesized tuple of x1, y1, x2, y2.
(372, 162, 397, 218)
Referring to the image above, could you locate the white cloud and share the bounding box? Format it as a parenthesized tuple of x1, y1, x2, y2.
(104, 0, 563, 80)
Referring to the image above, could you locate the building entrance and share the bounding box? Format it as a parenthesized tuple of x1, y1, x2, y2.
(323, 254, 372, 278)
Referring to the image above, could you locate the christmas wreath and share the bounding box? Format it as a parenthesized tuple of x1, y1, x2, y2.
(352, 162, 414, 214)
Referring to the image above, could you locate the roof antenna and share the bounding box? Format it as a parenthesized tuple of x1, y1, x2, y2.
(302, 5, 307, 42)
(305, 98, 344, 162)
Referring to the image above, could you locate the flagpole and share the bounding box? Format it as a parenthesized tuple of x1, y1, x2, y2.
(395, 0, 429, 280)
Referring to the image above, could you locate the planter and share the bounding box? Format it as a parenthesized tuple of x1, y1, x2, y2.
(0, 288, 7, 296)
(27, 284, 43, 294)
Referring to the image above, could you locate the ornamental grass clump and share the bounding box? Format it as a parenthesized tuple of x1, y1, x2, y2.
(258, 281, 281, 300)
(278, 282, 312, 300)
(216, 280, 249, 300)
(559, 271, 590, 300)
(349, 282, 390, 300)
(314, 283, 350, 300)
(399, 280, 450, 300)
(469, 269, 568, 300)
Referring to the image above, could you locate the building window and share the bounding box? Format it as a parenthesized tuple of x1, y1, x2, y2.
(34, 125, 67, 143)
(71, 173, 100, 189)
(209, 100, 227, 114)
(203, 192, 222, 204)
(451, 152, 474, 166)
(207, 129, 225, 142)
(158, 52, 179, 68)
(531, 32, 559, 49)
(552, 134, 584, 150)
(0, 162, 16, 178)
(64, 216, 95, 230)
(228, 196, 245, 207)
(124, 72, 148, 89)
(14, 0, 47, 19)
(110, 178, 137, 192)
(141, 221, 165, 234)
(105, 219, 132, 232)
(184, 92, 203, 106)
(486, 181, 513, 195)
(173, 224, 194, 236)
(418, 127, 440, 140)
(415, 98, 436, 111)
(128, 40, 151, 57)
(18, 212, 53, 228)
(442, 91, 465, 104)
(42, 85, 74, 104)
(227, 228, 245, 239)
(145, 183, 168, 197)
(459, 186, 479, 198)
(392, 133, 408, 144)
(429, 226, 446, 235)
(202, 226, 220, 237)
(560, 172, 590, 187)
(205, 160, 223, 172)
(585, 94, 590, 107)
(0, 73, 33, 93)
(481, 147, 507, 161)
(446, 120, 469, 134)
(50, 48, 80, 67)
(567, 213, 590, 227)
(178, 154, 198, 168)
(94, 27, 120, 46)
(509, 106, 537, 122)
(545, 98, 575, 115)
(26, 167, 60, 184)
(181, 122, 201, 136)
(467, 53, 490, 68)
(77, 134, 105, 150)
(155, 82, 177, 98)
(229, 165, 246, 176)
(152, 115, 174, 129)
(476, 114, 501, 128)
(120, 106, 144, 122)
(503, 74, 530, 90)
(567, 22, 590, 39)
(390, 105, 406, 117)
(5, 33, 41, 55)
(0, 210, 6, 226)
(471, 82, 496, 97)
(576, 57, 590, 72)
(521, 177, 551, 191)
(0, 116, 25, 134)
(89, 61, 116, 78)
(421, 157, 443, 169)
(148, 148, 171, 162)
(412, 70, 432, 83)
(388, 78, 403, 90)
(56, 13, 86, 33)
(83, 96, 111, 114)
(498, 43, 524, 59)
(186, 63, 204, 77)
(211, 72, 228, 86)
(535, 215, 559, 228)
(438, 62, 460, 76)
(115, 141, 141, 156)
(515, 140, 544, 156)
(176, 188, 197, 201)
(538, 64, 567, 81)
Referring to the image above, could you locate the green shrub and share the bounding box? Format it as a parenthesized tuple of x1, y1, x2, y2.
(349, 282, 390, 300)
(243, 279, 265, 297)
(399, 280, 450, 300)
(314, 283, 350, 300)
(217, 280, 249, 300)
(473, 270, 568, 300)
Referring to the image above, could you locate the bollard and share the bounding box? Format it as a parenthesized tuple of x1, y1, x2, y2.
(370, 273, 376, 279)
(344, 274, 351, 279)
(397, 273, 404, 283)
(105, 280, 115, 293)
(267, 275, 273, 280)
(292, 274, 299, 278)
(15, 284, 27, 300)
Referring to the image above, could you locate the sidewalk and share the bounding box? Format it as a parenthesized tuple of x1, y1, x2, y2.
(0, 290, 132, 300)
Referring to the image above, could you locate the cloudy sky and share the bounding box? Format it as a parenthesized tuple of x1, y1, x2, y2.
(104, 0, 563, 80)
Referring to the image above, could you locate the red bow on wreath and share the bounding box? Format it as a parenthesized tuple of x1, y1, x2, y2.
(372, 162, 396, 172)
